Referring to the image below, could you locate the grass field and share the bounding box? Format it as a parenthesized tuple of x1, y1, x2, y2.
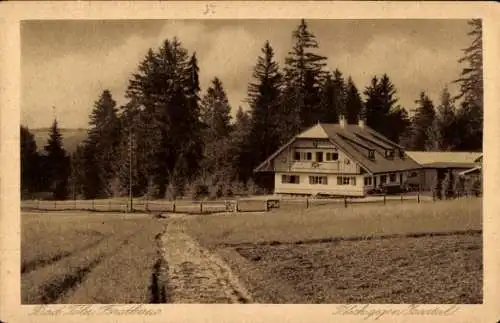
(184, 198, 483, 303)
(21, 212, 167, 304)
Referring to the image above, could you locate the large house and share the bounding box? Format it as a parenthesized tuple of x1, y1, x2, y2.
(254, 117, 422, 197)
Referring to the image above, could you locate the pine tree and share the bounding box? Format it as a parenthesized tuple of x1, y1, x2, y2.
(43, 119, 70, 200)
(246, 41, 283, 181)
(345, 76, 363, 124)
(410, 92, 437, 150)
(283, 19, 327, 129)
(20, 126, 40, 196)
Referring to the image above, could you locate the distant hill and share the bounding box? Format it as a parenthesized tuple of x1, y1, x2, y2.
(31, 128, 88, 154)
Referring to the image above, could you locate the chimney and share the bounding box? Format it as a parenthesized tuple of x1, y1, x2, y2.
(358, 118, 365, 129)
(339, 115, 346, 128)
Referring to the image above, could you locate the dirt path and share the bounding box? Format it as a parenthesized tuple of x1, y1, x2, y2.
(160, 220, 253, 303)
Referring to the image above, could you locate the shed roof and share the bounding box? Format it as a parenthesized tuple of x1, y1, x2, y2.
(405, 151, 482, 168)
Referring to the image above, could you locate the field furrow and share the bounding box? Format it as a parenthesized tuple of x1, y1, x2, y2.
(22, 226, 141, 304)
(162, 221, 252, 303)
(61, 221, 167, 304)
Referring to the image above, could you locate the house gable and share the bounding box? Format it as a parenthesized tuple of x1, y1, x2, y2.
(254, 122, 422, 174)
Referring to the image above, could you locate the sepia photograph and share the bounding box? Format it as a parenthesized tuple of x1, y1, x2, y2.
(19, 18, 483, 305)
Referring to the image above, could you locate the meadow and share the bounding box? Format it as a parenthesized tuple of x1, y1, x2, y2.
(21, 212, 167, 304)
(184, 198, 483, 303)
(21, 197, 482, 304)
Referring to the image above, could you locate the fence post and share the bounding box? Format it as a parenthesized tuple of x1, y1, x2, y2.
(417, 191, 420, 204)
(344, 196, 348, 208)
(306, 197, 309, 209)
(173, 201, 176, 213)
(383, 194, 386, 205)
(401, 192, 403, 203)
(200, 201, 203, 214)
(266, 200, 269, 212)
(236, 200, 239, 213)
(54, 200, 57, 210)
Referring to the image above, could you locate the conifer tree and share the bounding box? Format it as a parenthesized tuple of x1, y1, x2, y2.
(345, 76, 363, 124)
(20, 126, 40, 195)
(318, 72, 338, 123)
(409, 92, 437, 150)
(283, 19, 327, 129)
(199, 77, 233, 185)
(82, 90, 121, 198)
(246, 41, 282, 180)
(435, 87, 457, 150)
(453, 19, 483, 151)
(364, 74, 409, 142)
(44, 119, 70, 200)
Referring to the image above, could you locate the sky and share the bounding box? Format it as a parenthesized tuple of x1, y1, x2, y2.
(21, 19, 471, 129)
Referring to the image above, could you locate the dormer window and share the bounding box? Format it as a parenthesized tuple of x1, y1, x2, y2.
(385, 149, 394, 159)
(368, 150, 375, 160)
(399, 149, 405, 159)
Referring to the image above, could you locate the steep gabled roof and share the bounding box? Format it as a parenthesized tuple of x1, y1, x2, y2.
(254, 123, 422, 174)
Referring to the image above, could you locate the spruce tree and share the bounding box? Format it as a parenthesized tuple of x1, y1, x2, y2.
(318, 72, 338, 123)
(345, 76, 363, 124)
(44, 119, 70, 200)
(82, 90, 121, 198)
(199, 77, 233, 186)
(283, 19, 327, 129)
(453, 19, 483, 151)
(123, 38, 203, 197)
(364, 74, 408, 142)
(410, 92, 437, 150)
(20, 126, 40, 196)
(246, 41, 282, 180)
(435, 87, 456, 150)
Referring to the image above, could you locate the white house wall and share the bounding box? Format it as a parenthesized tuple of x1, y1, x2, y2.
(275, 172, 365, 196)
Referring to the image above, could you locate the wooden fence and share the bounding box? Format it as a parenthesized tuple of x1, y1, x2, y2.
(17, 191, 468, 215)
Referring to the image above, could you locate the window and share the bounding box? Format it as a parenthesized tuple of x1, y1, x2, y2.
(337, 176, 355, 185)
(364, 176, 373, 186)
(306, 152, 312, 160)
(309, 176, 328, 185)
(380, 175, 387, 184)
(326, 152, 339, 161)
(282, 175, 300, 184)
(389, 173, 396, 182)
(316, 151, 323, 162)
(294, 151, 301, 161)
(368, 150, 375, 160)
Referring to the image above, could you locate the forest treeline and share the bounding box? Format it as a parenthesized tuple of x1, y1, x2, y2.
(21, 19, 483, 200)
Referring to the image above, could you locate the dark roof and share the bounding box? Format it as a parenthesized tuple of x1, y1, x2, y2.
(254, 123, 422, 174)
